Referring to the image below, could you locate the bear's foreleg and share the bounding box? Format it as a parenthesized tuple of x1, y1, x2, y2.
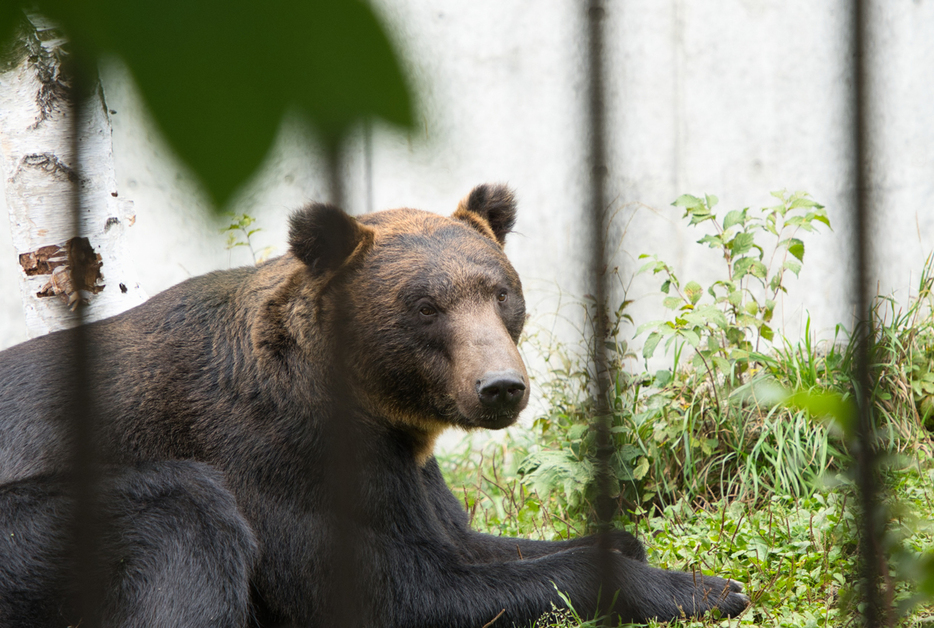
(0, 461, 257, 628)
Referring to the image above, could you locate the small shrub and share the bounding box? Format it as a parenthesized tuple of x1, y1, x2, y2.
(221, 212, 274, 264)
(520, 191, 839, 516)
(636, 190, 829, 386)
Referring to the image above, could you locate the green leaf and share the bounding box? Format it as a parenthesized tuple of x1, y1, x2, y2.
(23, 0, 414, 207)
(638, 259, 658, 274)
(769, 273, 784, 292)
(704, 193, 719, 209)
(567, 423, 588, 441)
(686, 209, 714, 226)
(782, 259, 803, 276)
(749, 260, 767, 279)
(632, 456, 649, 480)
(697, 234, 724, 249)
(709, 280, 734, 297)
(643, 332, 662, 359)
(763, 300, 775, 322)
(0, 4, 25, 54)
(728, 232, 755, 257)
(785, 390, 857, 439)
(672, 194, 704, 208)
(722, 209, 746, 230)
(712, 356, 730, 374)
(786, 238, 805, 261)
(689, 305, 729, 328)
(618, 444, 642, 462)
(684, 281, 703, 305)
(663, 296, 683, 310)
(707, 335, 720, 352)
(726, 327, 746, 347)
(733, 256, 755, 278)
(759, 324, 774, 341)
(789, 196, 819, 209)
(680, 329, 700, 347)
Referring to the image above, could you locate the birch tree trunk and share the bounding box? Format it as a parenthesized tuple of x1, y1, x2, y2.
(0, 13, 146, 338)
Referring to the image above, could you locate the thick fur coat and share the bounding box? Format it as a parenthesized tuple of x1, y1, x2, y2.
(0, 184, 748, 627)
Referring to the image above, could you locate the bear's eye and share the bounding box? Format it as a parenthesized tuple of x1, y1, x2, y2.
(419, 304, 438, 317)
(497, 290, 508, 303)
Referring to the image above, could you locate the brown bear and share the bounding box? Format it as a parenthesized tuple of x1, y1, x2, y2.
(0, 184, 748, 627)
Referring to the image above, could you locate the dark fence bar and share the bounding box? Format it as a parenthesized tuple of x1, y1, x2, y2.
(585, 0, 617, 621)
(852, 0, 885, 626)
(321, 139, 366, 627)
(65, 64, 103, 628)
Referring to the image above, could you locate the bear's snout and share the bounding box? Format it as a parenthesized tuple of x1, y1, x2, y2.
(476, 369, 526, 412)
(449, 301, 529, 429)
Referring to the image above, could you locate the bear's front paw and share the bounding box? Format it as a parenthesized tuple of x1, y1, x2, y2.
(671, 572, 749, 619)
(613, 558, 749, 623)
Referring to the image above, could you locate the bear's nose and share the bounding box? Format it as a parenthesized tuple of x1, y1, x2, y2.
(476, 370, 526, 411)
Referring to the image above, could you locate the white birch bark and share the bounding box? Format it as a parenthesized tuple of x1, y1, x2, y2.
(0, 14, 146, 338)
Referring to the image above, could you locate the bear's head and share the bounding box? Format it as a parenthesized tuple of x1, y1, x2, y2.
(288, 184, 530, 447)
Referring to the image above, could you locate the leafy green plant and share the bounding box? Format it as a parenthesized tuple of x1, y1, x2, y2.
(518, 313, 655, 525)
(221, 212, 273, 265)
(637, 190, 830, 387)
(448, 442, 916, 628)
(436, 432, 585, 542)
(757, 253, 934, 453)
(614, 191, 844, 507)
(520, 191, 842, 518)
(2, 0, 414, 206)
(865, 255, 934, 440)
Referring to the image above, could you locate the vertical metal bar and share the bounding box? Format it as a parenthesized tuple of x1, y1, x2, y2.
(327, 138, 345, 210)
(364, 119, 375, 215)
(852, 0, 884, 625)
(65, 62, 102, 628)
(585, 0, 616, 621)
(321, 137, 365, 627)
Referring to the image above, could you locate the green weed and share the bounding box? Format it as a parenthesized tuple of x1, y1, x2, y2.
(221, 212, 274, 265)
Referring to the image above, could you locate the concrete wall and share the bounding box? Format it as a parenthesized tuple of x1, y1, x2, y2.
(2, 1, 933, 372)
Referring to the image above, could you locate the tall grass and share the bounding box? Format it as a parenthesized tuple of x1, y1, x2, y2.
(518, 254, 934, 519)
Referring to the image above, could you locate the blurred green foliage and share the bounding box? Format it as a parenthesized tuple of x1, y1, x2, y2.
(0, 1, 413, 207)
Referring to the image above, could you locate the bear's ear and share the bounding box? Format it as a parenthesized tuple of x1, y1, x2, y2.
(288, 203, 374, 276)
(452, 184, 517, 246)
